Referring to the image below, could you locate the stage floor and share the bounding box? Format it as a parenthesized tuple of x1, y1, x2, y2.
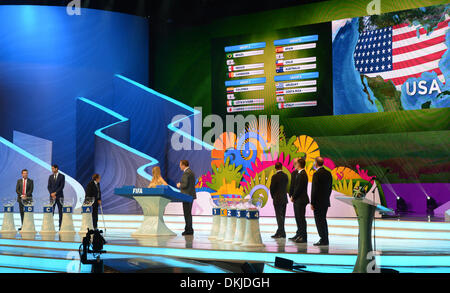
(0, 214, 449, 273)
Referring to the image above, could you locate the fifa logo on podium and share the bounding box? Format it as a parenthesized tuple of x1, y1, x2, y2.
(133, 188, 143, 194)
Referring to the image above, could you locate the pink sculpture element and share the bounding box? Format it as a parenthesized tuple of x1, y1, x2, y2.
(240, 152, 295, 189)
(196, 171, 212, 188)
(323, 157, 336, 170)
(356, 165, 376, 184)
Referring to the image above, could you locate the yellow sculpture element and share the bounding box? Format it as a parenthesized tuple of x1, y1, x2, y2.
(294, 135, 321, 182)
(332, 166, 362, 181)
(211, 178, 243, 197)
(294, 135, 320, 161)
(334, 179, 361, 196)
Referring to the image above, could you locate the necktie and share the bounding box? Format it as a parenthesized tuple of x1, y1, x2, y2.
(22, 180, 26, 195)
(54, 174, 57, 181)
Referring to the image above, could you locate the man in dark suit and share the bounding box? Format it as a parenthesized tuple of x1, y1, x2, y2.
(291, 158, 310, 243)
(47, 164, 65, 230)
(288, 158, 298, 240)
(311, 157, 333, 246)
(289, 158, 299, 200)
(84, 174, 102, 229)
(177, 160, 196, 236)
(269, 162, 289, 238)
(15, 169, 34, 228)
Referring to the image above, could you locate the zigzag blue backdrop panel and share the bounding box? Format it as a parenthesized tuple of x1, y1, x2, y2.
(0, 5, 149, 176)
(0, 5, 213, 214)
(0, 5, 158, 214)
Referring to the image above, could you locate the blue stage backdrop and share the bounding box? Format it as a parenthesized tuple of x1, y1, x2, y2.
(0, 5, 214, 214)
(0, 5, 149, 177)
(75, 76, 212, 214)
(0, 5, 150, 211)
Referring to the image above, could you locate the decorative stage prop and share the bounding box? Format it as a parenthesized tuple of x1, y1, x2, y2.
(20, 198, 35, 234)
(60, 198, 76, 234)
(337, 196, 393, 273)
(1, 199, 16, 233)
(195, 125, 389, 220)
(79, 197, 95, 236)
(41, 199, 56, 234)
(114, 185, 193, 236)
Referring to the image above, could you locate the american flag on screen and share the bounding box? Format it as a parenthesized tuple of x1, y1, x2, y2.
(353, 16, 449, 90)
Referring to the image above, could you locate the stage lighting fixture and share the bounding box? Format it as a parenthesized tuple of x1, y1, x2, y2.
(395, 196, 408, 215)
(426, 196, 438, 216)
(241, 262, 264, 273)
(274, 257, 293, 270)
(274, 257, 307, 271)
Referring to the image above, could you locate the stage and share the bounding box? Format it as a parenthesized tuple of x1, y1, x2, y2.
(0, 214, 448, 273)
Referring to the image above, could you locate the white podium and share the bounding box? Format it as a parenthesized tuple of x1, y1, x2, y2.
(41, 200, 56, 234)
(241, 209, 264, 247)
(233, 209, 247, 245)
(20, 204, 36, 233)
(208, 207, 221, 240)
(60, 206, 76, 234)
(133, 196, 176, 236)
(1, 203, 16, 233)
(115, 186, 193, 237)
(224, 208, 237, 242)
(79, 198, 95, 236)
(216, 207, 228, 241)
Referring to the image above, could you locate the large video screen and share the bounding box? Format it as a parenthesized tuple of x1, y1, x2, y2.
(211, 22, 332, 118)
(211, 4, 449, 118)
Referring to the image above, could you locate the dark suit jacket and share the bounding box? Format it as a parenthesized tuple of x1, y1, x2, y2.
(293, 169, 310, 205)
(47, 173, 65, 198)
(289, 169, 298, 197)
(85, 180, 101, 201)
(16, 178, 34, 202)
(311, 167, 333, 208)
(270, 171, 289, 205)
(180, 168, 196, 199)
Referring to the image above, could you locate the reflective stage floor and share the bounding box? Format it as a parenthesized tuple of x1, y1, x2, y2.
(0, 214, 448, 273)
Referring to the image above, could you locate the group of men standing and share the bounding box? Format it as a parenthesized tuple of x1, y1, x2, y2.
(14, 160, 195, 236)
(270, 156, 333, 246)
(15, 165, 102, 231)
(14, 157, 330, 244)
